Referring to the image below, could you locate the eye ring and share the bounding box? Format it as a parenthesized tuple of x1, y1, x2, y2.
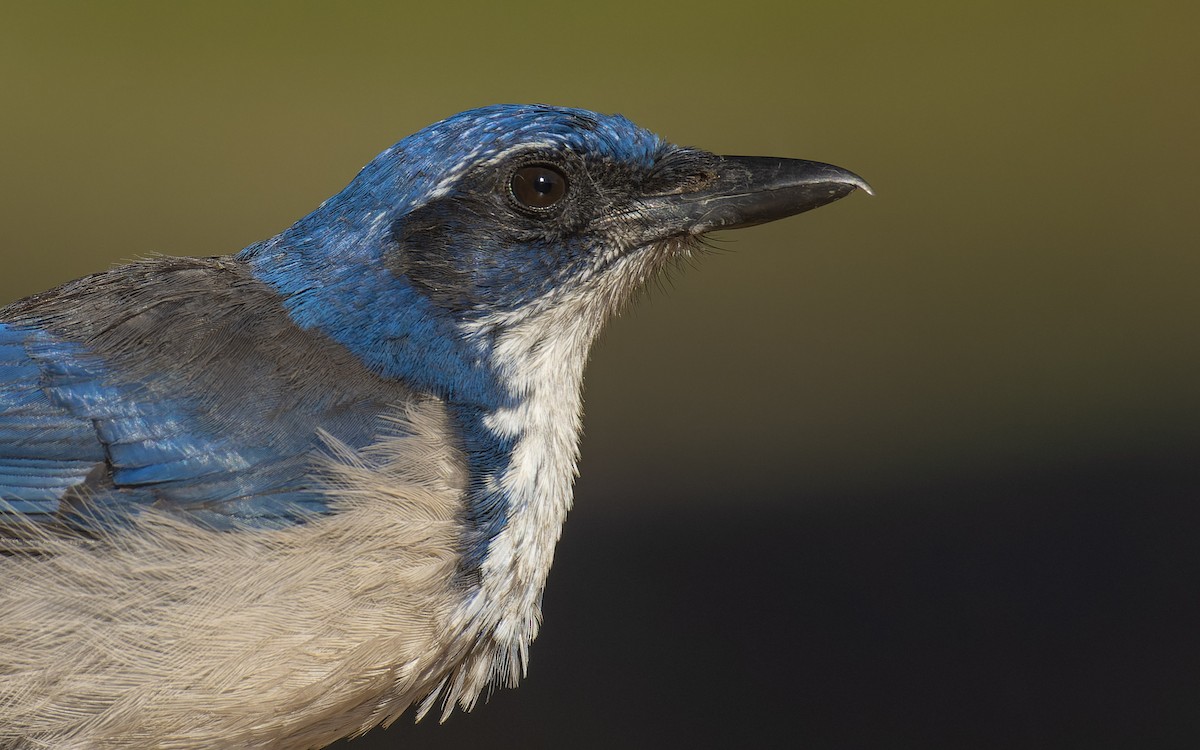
(510, 164, 569, 210)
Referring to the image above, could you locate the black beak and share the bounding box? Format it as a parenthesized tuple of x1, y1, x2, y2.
(636, 156, 871, 237)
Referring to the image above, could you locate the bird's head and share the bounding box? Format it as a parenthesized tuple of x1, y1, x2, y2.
(244, 104, 869, 401)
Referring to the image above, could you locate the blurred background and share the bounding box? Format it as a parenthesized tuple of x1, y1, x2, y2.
(2, 2, 1198, 747)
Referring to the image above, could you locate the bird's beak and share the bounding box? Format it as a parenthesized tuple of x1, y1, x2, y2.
(636, 156, 872, 238)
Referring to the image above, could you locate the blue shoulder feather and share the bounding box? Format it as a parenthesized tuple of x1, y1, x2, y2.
(0, 257, 419, 534)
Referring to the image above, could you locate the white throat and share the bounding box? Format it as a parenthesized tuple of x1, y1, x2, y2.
(432, 240, 686, 716)
(445, 288, 604, 700)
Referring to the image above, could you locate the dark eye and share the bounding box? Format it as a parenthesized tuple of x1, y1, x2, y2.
(510, 165, 569, 209)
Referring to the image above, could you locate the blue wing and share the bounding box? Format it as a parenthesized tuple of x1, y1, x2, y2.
(0, 257, 418, 535)
(0, 326, 106, 514)
(0, 322, 322, 530)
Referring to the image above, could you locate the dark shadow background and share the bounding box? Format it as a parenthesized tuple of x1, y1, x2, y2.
(2, 2, 1198, 747)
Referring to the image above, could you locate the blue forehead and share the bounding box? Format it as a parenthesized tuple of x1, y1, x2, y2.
(316, 104, 669, 220)
(395, 104, 666, 170)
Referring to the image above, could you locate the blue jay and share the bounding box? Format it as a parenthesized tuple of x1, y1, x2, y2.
(0, 104, 868, 749)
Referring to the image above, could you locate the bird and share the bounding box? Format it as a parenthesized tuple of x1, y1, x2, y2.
(0, 104, 869, 749)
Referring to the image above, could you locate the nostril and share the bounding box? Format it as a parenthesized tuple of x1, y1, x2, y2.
(644, 149, 722, 197)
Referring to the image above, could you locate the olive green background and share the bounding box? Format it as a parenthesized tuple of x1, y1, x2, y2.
(2, 3, 1197, 748)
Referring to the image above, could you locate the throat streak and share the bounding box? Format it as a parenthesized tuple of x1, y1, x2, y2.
(436, 301, 597, 714)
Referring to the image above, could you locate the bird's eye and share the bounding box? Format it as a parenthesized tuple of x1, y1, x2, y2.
(510, 165, 569, 210)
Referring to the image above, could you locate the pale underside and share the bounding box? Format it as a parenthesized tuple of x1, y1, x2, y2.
(0, 399, 471, 750)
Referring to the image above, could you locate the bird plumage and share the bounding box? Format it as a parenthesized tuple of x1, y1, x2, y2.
(0, 104, 867, 748)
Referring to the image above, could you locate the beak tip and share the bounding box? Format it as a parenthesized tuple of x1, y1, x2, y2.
(837, 169, 874, 197)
